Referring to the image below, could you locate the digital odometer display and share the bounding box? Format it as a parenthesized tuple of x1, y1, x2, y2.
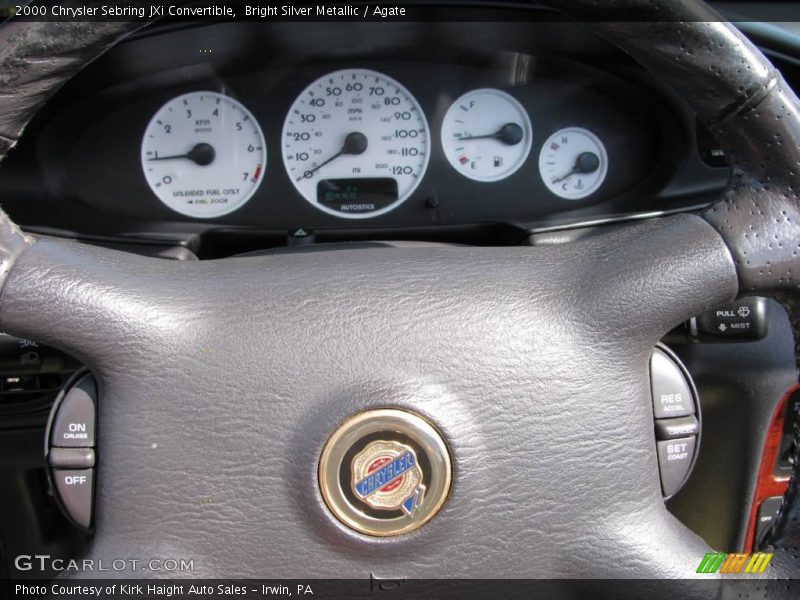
(282, 69, 430, 219)
(317, 178, 398, 212)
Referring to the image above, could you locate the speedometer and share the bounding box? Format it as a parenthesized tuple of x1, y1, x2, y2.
(282, 69, 430, 219)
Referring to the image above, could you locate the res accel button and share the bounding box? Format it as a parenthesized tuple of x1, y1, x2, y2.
(657, 436, 696, 497)
(50, 374, 96, 447)
(650, 349, 695, 419)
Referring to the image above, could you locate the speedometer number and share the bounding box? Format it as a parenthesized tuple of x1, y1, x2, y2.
(282, 69, 430, 218)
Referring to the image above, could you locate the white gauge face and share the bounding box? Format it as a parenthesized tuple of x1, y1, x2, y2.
(441, 88, 533, 182)
(141, 91, 266, 218)
(282, 69, 430, 219)
(539, 127, 608, 200)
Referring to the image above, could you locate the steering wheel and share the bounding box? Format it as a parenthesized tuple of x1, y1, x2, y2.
(1, 0, 799, 591)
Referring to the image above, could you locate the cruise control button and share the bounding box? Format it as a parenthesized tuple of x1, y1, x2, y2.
(756, 496, 784, 547)
(651, 349, 694, 418)
(657, 436, 696, 497)
(49, 447, 96, 469)
(655, 415, 699, 440)
(53, 469, 94, 528)
(51, 374, 96, 447)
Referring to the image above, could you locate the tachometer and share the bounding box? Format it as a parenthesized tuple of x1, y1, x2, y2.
(282, 69, 430, 219)
(141, 91, 266, 218)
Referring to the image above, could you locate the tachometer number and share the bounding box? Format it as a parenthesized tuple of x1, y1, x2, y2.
(141, 91, 266, 218)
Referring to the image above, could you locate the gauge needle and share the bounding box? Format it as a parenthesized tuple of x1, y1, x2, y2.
(148, 143, 216, 166)
(299, 132, 368, 181)
(551, 151, 600, 184)
(454, 122, 524, 145)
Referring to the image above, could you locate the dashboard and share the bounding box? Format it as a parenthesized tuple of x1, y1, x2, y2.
(0, 17, 733, 253)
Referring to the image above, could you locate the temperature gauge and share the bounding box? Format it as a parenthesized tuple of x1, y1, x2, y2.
(539, 127, 607, 200)
(441, 89, 533, 182)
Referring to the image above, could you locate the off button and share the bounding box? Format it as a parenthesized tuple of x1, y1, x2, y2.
(50, 374, 96, 448)
(53, 469, 94, 529)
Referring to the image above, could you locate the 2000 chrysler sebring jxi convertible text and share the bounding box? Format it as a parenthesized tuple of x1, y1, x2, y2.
(0, 1, 799, 598)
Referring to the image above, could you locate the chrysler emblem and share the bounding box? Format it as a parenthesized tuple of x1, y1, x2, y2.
(318, 408, 452, 536)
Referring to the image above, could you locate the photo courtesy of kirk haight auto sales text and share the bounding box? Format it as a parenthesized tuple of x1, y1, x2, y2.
(14, 584, 315, 597)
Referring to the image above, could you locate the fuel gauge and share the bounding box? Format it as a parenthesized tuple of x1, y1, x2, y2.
(441, 89, 533, 182)
(539, 127, 608, 200)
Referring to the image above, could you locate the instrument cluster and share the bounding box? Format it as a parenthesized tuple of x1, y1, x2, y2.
(5, 20, 727, 238)
(134, 65, 627, 223)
